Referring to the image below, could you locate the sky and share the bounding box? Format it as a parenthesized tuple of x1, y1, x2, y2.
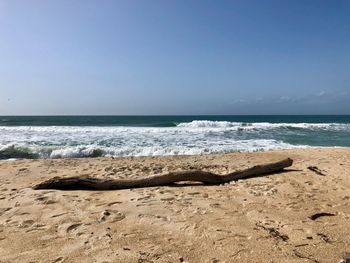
(0, 0, 350, 115)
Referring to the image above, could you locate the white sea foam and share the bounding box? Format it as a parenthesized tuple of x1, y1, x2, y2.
(177, 120, 242, 128)
(176, 120, 348, 130)
(2, 139, 307, 159)
(0, 120, 348, 159)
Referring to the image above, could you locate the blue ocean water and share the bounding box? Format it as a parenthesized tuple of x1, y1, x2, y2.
(0, 115, 349, 159)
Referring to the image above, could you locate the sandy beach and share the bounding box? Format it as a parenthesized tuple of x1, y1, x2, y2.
(0, 148, 349, 262)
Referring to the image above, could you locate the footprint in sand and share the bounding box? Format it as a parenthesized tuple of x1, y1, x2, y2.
(35, 195, 56, 205)
(17, 167, 29, 174)
(107, 201, 122, 206)
(18, 219, 35, 228)
(57, 223, 82, 236)
(99, 210, 125, 222)
(210, 203, 221, 208)
(25, 223, 47, 233)
(53, 256, 65, 263)
(0, 207, 11, 216)
(66, 223, 82, 233)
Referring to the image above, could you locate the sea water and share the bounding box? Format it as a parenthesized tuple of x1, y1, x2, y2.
(0, 115, 349, 159)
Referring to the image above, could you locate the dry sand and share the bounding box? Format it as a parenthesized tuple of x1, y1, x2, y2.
(0, 148, 349, 263)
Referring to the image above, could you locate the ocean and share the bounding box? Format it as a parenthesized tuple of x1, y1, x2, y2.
(0, 115, 349, 159)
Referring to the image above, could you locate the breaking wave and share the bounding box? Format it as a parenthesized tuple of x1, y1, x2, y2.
(0, 120, 348, 159)
(176, 120, 350, 130)
(0, 140, 308, 160)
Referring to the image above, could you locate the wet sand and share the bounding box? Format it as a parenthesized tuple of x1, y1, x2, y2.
(0, 148, 349, 262)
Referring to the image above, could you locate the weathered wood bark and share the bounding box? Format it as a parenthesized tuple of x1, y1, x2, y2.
(33, 158, 293, 191)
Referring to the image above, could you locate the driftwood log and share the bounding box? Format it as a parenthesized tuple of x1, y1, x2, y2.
(33, 158, 293, 191)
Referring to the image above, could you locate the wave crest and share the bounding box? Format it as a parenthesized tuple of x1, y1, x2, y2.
(0, 120, 348, 159)
(0, 140, 309, 159)
(0, 144, 40, 160)
(176, 120, 349, 130)
(177, 120, 242, 128)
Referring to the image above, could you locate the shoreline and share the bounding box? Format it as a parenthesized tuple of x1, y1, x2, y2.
(1, 146, 349, 162)
(0, 148, 349, 262)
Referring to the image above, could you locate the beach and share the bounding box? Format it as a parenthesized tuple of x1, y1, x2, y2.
(3, 0, 350, 261)
(0, 148, 349, 262)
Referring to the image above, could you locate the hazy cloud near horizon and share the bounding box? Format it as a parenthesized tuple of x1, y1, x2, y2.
(0, 0, 350, 115)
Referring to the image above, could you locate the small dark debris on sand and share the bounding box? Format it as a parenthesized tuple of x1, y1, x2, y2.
(308, 166, 326, 176)
(309, 212, 335, 221)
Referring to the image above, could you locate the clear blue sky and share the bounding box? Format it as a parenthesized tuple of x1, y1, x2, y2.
(1, 0, 349, 115)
